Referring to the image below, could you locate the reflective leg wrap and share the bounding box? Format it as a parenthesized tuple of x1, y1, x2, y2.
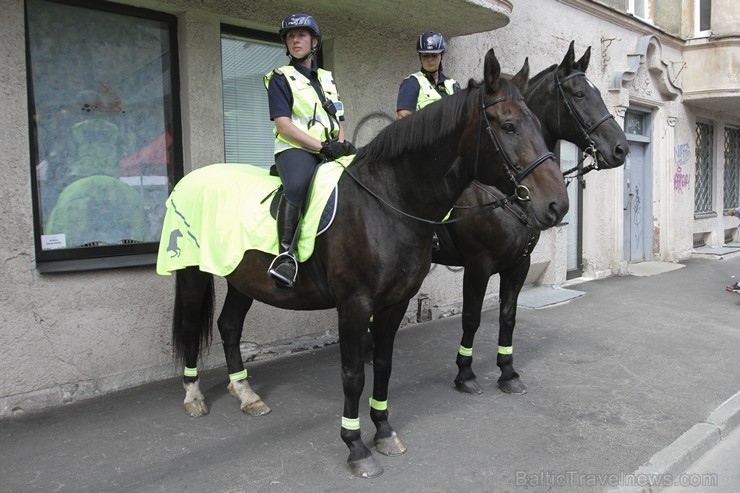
(184, 367, 198, 377)
(369, 397, 387, 411)
(498, 346, 513, 355)
(458, 345, 473, 357)
(341, 416, 360, 431)
(229, 369, 248, 382)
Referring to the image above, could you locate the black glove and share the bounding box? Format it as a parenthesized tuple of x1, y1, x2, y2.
(320, 140, 344, 161)
(341, 141, 357, 156)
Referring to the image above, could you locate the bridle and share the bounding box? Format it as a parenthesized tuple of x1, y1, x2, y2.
(474, 94, 555, 203)
(339, 89, 556, 226)
(555, 71, 614, 177)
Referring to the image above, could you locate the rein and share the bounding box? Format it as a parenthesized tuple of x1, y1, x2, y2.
(339, 89, 554, 226)
(561, 150, 597, 186)
(555, 71, 615, 171)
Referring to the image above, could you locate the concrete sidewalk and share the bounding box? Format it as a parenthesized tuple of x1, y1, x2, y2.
(1, 256, 739, 492)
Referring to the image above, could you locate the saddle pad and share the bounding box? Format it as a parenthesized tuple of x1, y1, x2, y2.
(156, 158, 350, 277)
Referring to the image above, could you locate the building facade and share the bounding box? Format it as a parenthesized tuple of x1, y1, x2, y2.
(1, 0, 738, 416)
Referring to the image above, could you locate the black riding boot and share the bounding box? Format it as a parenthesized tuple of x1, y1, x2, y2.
(268, 198, 302, 288)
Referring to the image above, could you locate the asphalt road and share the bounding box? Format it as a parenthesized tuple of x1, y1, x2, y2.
(1, 256, 739, 492)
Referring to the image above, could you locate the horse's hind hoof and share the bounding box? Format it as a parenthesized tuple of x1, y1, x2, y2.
(499, 377, 527, 395)
(375, 432, 407, 457)
(242, 399, 271, 416)
(348, 456, 383, 478)
(455, 378, 483, 395)
(184, 399, 209, 417)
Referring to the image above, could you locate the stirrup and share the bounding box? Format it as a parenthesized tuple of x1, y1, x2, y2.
(268, 252, 298, 288)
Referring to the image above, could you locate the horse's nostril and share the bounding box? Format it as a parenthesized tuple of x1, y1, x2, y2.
(549, 201, 567, 224)
(614, 144, 626, 158)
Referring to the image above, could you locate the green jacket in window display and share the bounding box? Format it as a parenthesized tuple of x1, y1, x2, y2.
(69, 119, 120, 178)
(46, 175, 148, 248)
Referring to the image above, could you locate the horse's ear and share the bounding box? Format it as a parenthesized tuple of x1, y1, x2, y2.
(559, 40, 576, 73)
(577, 46, 591, 72)
(484, 48, 501, 90)
(511, 57, 530, 93)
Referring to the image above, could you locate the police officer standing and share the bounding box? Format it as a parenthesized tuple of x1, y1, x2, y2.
(264, 13, 354, 288)
(396, 32, 460, 119)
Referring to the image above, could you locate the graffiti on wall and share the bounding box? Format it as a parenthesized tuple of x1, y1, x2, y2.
(673, 143, 691, 193)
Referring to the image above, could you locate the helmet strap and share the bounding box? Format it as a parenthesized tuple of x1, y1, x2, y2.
(286, 36, 318, 64)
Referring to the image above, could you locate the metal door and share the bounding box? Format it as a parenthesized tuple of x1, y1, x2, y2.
(559, 142, 582, 278)
(623, 141, 649, 261)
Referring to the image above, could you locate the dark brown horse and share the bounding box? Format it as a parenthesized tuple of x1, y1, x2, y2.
(435, 41, 629, 396)
(164, 49, 568, 478)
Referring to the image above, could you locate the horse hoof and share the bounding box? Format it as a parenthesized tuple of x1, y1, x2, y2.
(375, 432, 407, 457)
(184, 400, 209, 417)
(242, 400, 271, 416)
(499, 378, 527, 395)
(348, 456, 383, 478)
(455, 378, 483, 395)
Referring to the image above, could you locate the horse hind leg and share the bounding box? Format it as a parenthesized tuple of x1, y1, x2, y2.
(184, 377, 208, 417)
(219, 283, 271, 416)
(174, 267, 215, 417)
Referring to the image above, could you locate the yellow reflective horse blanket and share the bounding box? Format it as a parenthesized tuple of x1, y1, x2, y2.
(156, 158, 350, 277)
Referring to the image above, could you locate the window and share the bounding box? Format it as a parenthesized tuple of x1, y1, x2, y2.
(26, 0, 181, 271)
(694, 0, 712, 37)
(694, 122, 714, 214)
(627, 0, 651, 22)
(724, 127, 740, 209)
(221, 26, 288, 167)
(625, 111, 646, 137)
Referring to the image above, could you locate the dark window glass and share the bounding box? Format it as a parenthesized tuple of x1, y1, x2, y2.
(26, 0, 181, 269)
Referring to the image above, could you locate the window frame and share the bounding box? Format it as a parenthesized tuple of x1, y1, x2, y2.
(220, 24, 286, 168)
(694, 121, 715, 215)
(219, 24, 324, 168)
(694, 0, 712, 37)
(626, 0, 648, 21)
(724, 126, 740, 210)
(25, 0, 183, 273)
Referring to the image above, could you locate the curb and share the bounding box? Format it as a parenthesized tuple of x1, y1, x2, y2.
(608, 390, 740, 493)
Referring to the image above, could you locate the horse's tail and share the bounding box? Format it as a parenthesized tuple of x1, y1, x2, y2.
(171, 267, 215, 365)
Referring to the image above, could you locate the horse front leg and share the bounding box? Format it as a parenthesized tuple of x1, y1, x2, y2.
(218, 283, 271, 416)
(454, 265, 491, 395)
(337, 301, 383, 478)
(368, 301, 408, 458)
(497, 259, 530, 395)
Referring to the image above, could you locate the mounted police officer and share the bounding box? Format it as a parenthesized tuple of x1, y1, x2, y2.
(396, 32, 461, 119)
(264, 13, 355, 288)
(396, 32, 460, 250)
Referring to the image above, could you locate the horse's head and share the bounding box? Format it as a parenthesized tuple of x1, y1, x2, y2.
(462, 49, 568, 229)
(551, 41, 629, 169)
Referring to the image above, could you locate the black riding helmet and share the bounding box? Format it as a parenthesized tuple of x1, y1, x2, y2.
(280, 13, 321, 61)
(417, 32, 446, 54)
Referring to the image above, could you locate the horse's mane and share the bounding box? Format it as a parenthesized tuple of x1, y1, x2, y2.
(357, 77, 520, 163)
(526, 64, 557, 95)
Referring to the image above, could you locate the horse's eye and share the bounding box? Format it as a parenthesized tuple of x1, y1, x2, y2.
(574, 91, 585, 98)
(502, 123, 516, 134)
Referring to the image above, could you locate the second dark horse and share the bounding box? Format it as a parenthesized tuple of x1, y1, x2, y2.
(438, 41, 629, 396)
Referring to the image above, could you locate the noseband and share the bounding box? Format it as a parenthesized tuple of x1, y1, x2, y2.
(555, 71, 615, 169)
(475, 94, 555, 202)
